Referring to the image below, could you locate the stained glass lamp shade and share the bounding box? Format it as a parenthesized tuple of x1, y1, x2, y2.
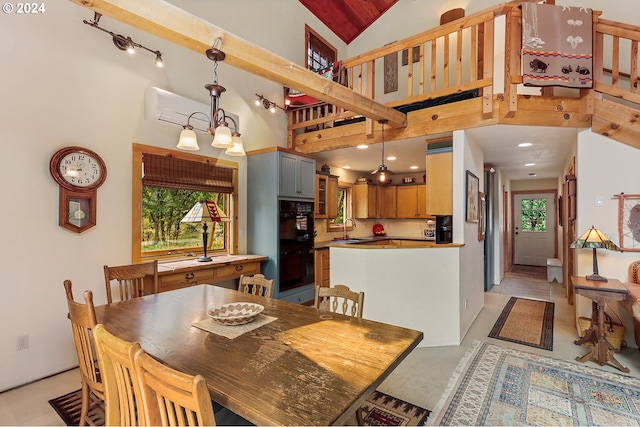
(570, 225, 620, 281)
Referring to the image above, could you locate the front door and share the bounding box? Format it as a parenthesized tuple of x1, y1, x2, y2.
(514, 192, 556, 266)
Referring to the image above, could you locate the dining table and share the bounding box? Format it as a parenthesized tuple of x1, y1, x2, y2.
(94, 284, 423, 426)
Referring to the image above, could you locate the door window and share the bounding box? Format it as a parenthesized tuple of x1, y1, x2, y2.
(521, 198, 547, 232)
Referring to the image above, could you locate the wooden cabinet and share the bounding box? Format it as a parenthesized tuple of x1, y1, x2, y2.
(396, 184, 429, 218)
(315, 174, 338, 218)
(147, 255, 267, 294)
(426, 148, 453, 215)
(314, 248, 330, 288)
(354, 183, 379, 219)
(417, 185, 429, 217)
(247, 148, 316, 302)
(279, 151, 316, 198)
(379, 186, 397, 219)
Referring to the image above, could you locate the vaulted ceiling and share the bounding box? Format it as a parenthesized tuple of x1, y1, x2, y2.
(299, 0, 399, 44)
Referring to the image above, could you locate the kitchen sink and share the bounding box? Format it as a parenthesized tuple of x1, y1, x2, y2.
(331, 237, 373, 243)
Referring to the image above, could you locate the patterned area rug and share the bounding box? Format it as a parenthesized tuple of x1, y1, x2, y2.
(428, 341, 640, 426)
(508, 264, 548, 281)
(489, 297, 555, 351)
(48, 389, 104, 426)
(50, 388, 430, 426)
(360, 390, 431, 426)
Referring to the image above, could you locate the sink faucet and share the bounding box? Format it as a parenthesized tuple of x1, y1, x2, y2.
(343, 218, 357, 240)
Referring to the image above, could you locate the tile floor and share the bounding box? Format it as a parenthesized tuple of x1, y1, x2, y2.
(2, 271, 640, 426)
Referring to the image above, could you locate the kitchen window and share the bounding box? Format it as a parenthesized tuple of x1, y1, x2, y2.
(328, 182, 353, 231)
(132, 144, 238, 263)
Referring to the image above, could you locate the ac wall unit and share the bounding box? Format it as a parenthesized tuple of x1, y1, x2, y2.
(144, 87, 239, 134)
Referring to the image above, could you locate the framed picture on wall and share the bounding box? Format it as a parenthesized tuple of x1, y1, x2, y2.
(478, 192, 486, 241)
(466, 170, 479, 222)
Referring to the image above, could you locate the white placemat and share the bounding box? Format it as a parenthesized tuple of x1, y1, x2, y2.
(191, 314, 277, 339)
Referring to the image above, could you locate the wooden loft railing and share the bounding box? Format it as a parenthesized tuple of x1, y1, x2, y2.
(290, 2, 640, 154)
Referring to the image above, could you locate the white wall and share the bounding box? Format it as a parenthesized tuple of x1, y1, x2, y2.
(456, 131, 486, 338)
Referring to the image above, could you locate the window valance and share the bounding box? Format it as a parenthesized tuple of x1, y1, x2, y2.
(142, 153, 234, 193)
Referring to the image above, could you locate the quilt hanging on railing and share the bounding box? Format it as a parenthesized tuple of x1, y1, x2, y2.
(521, 3, 593, 88)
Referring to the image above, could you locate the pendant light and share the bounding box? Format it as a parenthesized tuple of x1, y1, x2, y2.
(371, 119, 393, 183)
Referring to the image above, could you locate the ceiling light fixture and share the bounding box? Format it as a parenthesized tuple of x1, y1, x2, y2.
(371, 119, 393, 184)
(83, 12, 164, 68)
(357, 145, 368, 149)
(177, 39, 245, 156)
(255, 94, 285, 113)
(518, 142, 533, 147)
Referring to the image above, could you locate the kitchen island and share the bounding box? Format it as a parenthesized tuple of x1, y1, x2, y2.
(329, 240, 481, 347)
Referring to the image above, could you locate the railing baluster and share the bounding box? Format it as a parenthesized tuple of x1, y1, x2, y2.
(612, 35, 620, 88)
(632, 40, 639, 93)
(443, 34, 450, 89)
(456, 29, 463, 86)
(418, 44, 425, 95)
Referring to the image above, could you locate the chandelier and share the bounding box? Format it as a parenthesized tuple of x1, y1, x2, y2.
(177, 39, 245, 156)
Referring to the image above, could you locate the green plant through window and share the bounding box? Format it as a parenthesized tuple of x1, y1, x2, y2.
(329, 185, 350, 230)
(142, 187, 228, 254)
(521, 198, 547, 232)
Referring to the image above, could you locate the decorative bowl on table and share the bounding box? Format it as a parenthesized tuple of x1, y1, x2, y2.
(208, 302, 264, 326)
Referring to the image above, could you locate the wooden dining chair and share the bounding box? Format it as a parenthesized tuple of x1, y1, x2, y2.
(93, 324, 145, 426)
(238, 273, 274, 298)
(314, 283, 366, 424)
(103, 260, 158, 304)
(134, 348, 217, 426)
(64, 280, 104, 426)
(314, 284, 364, 318)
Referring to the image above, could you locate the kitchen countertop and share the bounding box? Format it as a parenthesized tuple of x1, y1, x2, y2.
(314, 236, 461, 249)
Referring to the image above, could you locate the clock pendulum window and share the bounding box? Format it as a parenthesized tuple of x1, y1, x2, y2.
(49, 146, 107, 233)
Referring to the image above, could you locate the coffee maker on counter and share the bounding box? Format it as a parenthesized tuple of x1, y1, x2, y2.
(435, 215, 453, 244)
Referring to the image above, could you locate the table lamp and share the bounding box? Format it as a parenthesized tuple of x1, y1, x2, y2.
(181, 200, 228, 262)
(570, 225, 620, 282)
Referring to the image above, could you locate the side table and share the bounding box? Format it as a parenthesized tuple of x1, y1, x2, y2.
(572, 276, 630, 373)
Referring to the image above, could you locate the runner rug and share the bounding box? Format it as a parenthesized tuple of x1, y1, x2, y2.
(428, 340, 640, 426)
(488, 296, 554, 351)
(508, 264, 548, 281)
(49, 388, 430, 426)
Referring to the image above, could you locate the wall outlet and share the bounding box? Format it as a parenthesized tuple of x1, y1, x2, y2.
(16, 334, 29, 351)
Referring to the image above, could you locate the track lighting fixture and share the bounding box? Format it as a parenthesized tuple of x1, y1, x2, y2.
(83, 12, 164, 68)
(255, 94, 285, 113)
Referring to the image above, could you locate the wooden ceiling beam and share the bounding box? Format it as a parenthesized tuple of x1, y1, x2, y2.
(67, 0, 406, 128)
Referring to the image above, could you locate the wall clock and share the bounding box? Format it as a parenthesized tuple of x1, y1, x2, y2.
(49, 146, 107, 233)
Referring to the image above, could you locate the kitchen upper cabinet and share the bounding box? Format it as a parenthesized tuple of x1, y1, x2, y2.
(426, 145, 453, 215)
(354, 183, 379, 219)
(379, 185, 397, 219)
(279, 151, 316, 199)
(397, 184, 429, 218)
(315, 174, 338, 218)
